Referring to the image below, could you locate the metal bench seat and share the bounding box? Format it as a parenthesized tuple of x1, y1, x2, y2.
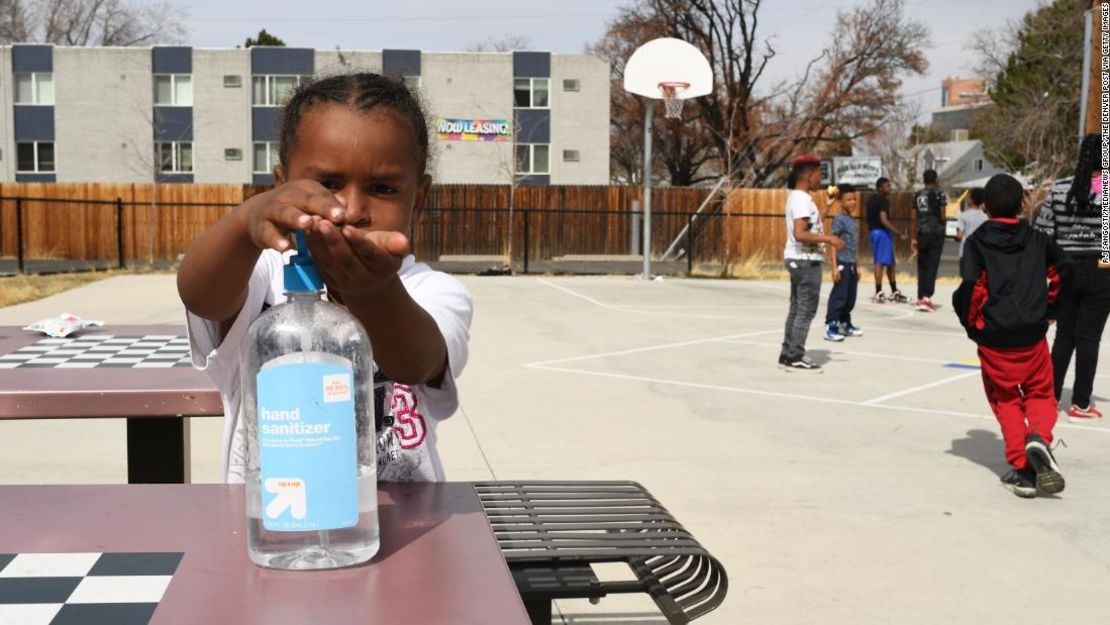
(475, 481, 728, 625)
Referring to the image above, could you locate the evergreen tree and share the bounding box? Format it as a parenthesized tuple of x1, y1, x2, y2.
(245, 29, 285, 48)
(972, 0, 1084, 181)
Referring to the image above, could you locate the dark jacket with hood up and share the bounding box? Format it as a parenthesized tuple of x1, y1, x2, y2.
(952, 218, 1070, 348)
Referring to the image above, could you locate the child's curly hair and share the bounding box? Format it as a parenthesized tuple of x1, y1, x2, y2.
(279, 73, 430, 175)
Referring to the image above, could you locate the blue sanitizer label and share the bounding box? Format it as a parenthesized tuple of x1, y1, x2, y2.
(257, 354, 357, 532)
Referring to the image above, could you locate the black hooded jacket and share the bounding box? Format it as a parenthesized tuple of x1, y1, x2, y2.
(952, 218, 1070, 348)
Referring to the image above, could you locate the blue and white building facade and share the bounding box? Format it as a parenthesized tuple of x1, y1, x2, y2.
(0, 45, 610, 185)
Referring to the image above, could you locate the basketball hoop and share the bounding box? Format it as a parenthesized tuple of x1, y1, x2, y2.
(623, 38, 713, 280)
(659, 81, 690, 119)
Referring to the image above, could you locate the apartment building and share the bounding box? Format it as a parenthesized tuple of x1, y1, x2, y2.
(0, 45, 610, 185)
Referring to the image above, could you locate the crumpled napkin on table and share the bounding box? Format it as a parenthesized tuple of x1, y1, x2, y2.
(23, 313, 104, 338)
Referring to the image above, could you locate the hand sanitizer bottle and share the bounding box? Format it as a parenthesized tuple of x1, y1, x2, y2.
(241, 231, 379, 570)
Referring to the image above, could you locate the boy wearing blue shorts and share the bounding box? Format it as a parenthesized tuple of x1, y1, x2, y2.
(866, 177, 908, 303)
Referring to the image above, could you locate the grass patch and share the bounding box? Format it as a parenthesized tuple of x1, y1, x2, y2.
(0, 271, 123, 308)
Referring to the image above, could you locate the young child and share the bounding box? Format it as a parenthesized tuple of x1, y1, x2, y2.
(824, 183, 863, 342)
(955, 187, 987, 259)
(178, 73, 473, 483)
(953, 174, 1068, 498)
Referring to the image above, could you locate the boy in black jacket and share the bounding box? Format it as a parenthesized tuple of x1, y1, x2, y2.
(953, 174, 1069, 498)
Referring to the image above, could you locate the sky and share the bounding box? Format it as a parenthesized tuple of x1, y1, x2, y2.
(177, 0, 1045, 121)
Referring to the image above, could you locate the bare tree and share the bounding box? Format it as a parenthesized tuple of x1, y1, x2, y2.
(0, 0, 31, 42)
(601, 0, 928, 187)
(117, 79, 193, 265)
(588, 8, 717, 185)
(859, 99, 921, 188)
(0, 0, 186, 45)
(466, 35, 531, 52)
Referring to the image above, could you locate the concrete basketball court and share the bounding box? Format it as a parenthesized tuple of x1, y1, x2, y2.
(2, 273, 1109, 624)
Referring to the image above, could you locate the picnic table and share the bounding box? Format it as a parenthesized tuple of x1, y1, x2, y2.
(0, 328, 730, 624)
(0, 325, 221, 484)
(0, 482, 531, 625)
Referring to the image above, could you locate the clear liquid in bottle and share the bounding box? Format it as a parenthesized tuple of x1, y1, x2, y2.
(240, 233, 379, 570)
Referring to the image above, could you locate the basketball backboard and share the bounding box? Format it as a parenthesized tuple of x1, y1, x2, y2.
(623, 37, 713, 102)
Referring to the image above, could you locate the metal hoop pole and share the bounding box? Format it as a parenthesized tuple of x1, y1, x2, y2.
(642, 100, 654, 280)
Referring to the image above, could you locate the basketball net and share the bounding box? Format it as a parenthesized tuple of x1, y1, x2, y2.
(659, 82, 690, 119)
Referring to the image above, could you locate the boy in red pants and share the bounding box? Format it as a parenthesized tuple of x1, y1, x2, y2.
(953, 174, 1069, 498)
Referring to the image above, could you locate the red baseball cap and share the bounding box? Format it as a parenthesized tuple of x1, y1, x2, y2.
(792, 153, 821, 166)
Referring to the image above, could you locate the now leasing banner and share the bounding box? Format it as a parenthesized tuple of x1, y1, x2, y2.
(436, 117, 512, 142)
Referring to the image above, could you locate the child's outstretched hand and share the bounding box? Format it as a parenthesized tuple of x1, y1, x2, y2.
(304, 218, 410, 302)
(239, 180, 347, 252)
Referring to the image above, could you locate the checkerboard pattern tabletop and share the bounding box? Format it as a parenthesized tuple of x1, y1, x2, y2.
(0, 552, 182, 625)
(0, 335, 191, 369)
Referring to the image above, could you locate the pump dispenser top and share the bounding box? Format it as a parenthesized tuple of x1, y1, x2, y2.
(284, 231, 324, 293)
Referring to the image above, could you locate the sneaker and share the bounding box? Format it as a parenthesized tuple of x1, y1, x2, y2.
(915, 298, 934, 312)
(890, 290, 909, 304)
(824, 323, 845, 342)
(871, 292, 888, 304)
(1067, 404, 1103, 421)
(782, 356, 822, 371)
(1000, 468, 1037, 498)
(1025, 434, 1065, 494)
(839, 322, 863, 337)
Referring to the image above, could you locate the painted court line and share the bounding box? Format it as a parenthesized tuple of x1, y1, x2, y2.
(539, 277, 921, 323)
(860, 325, 968, 338)
(530, 363, 866, 408)
(527, 363, 1110, 436)
(537, 278, 612, 309)
(636, 303, 786, 310)
(720, 339, 953, 366)
(524, 328, 782, 367)
(861, 371, 982, 405)
(536, 279, 769, 321)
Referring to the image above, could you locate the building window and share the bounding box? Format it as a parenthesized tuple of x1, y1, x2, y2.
(402, 75, 421, 91)
(16, 142, 54, 172)
(974, 158, 984, 172)
(563, 79, 580, 92)
(253, 142, 280, 174)
(252, 75, 303, 106)
(14, 72, 53, 105)
(224, 148, 243, 161)
(563, 149, 580, 162)
(153, 74, 193, 106)
(515, 144, 550, 175)
(513, 77, 550, 108)
(223, 74, 242, 88)
(157, 141, 193, 173)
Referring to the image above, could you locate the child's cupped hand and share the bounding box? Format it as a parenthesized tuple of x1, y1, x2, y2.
(240, 180, 349, 252)
(304, 217, 410, 302)
(239, 179, 411, 300)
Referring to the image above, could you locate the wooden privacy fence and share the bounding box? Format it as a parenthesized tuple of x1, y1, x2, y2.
(0, 182, 914, 272)
(720, 188, 915, 266)
(0, 183, 242, 267)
